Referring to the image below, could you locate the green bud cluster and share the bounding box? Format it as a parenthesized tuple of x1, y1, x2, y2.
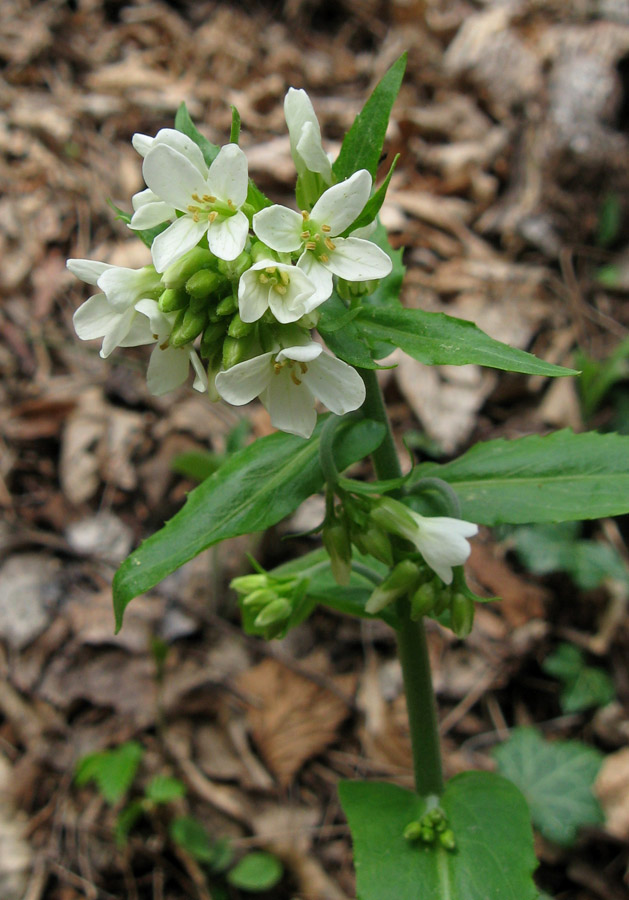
(231, 571, 307, 640)
(403, 807, 456, 852)
(409, 579, 475, 638)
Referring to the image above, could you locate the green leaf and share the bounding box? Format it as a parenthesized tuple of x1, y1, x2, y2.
(493, 728, 604, 846)
(542, 644, 615, 714)
(340, 772, 538, 900)
(174, 102, 219, 166)
(113, 417, 385, 629)
(230, 105, 241, 144)
(106, 199, 168, 250)
(354, 306, 577, 376)
(170, 451, 223, 482)
(227, 852, 283, 892)
(170, 815, 215, 864)
(115, 801, 145, 847)
(333, 54, 407, 181)
(145, 774, 186, 804)
(75, 741, 144, 805)
(410, 430, 629, 525)
(344, 155, 399, 234)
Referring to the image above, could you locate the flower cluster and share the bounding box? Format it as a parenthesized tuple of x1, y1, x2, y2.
(67, 92, 393, 439)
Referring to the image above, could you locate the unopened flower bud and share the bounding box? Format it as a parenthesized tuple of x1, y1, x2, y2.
(232, 574, 269, 594)
(162, 247, 215, 288)
(217, 250, 251, 280)
(215, 294, 238, 317)
(354, 525, 393, 566)
(241, 588, 278, 610)
(222, 334, 259, 369)
(438, 829, 456, 851)
(410, 582, 436, 620)
(323, 522, 352, 586)
(250, 241, 274, 264)
(365, 559, 421, 614)
(432, 585, 451, 617)
(253, 597, 292, 629)
(186, 268, 222, 300)
(201, 321, 228, 357)
(420, 825, 435, 844)
(227, 313, 255, 339)
(158, 286, 188, 313)
(450, 592, 475, 638)
(170, 307, 207, 348)
(403, 821, 422, 842)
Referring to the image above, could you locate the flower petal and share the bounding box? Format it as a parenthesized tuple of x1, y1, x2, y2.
(150, 216, 209, 273)
(324, 236, 392, 281)
(134, 298, 168, 338)
(238, 270, 272, 323)
(277, 343, 322, 364)
(146, 345, 190, 395)
(208, 210, 248, 261)
(73, 293, 118, 339)
(129, 198, 175, 230)
(215, 352, 274, 405)
(262, 372, 317, 439)
(410, 514, 478, 585)
(142, 144, 208, 210)
(100, 306, 136, 358)
(207, 143, 249, 208)
(97, 266, 159, 309)
(304, 352, 366, 415)
(67, 259, 113, 285)
(310, 170, 372, 234)
(296, 121, 332, 180)
(189, 350, 209, 392)
(297, 251, 333, 304)
(118, 314, 156, 348)
(253, 206, 303, 253)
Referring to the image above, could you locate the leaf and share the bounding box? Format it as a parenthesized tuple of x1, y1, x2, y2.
(493, 727, 604, 846)
(409, 430, 629, 525)
(170, 815, 215, 864)
(340, 772, 538, 900)
(354, 306, 577, 376)
(115, 801, 145, 847)
(170, 451, 223, 482)
(106, 199, 168, 250)
(333, 53, 407, 181)
(75, 741, 144, 805)
(113, 418, 385, 629)
(174, 102, 220, 166)
(542, 644, 615, 714)
(344, 155, 399, 234)
(145, 774, 186, 804)
(227, 852, 283, 892)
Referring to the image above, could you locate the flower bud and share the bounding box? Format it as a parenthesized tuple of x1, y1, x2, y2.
(200, 321, 228, 357)
(438, 829, 456, 851)
(241, 588, 278, 610)
(253, 597, 292, 629)
(250, 241, 274, 264)
(222, 334, 260, 369)
(215, 294, 238, 317)
(410, 582, 436, 620)
(162, 247, 215, 288)
(450, 592, 475, 638)
(227, 313, 255, 339)
(186, 268, 222, 300)
(354, 525, 393, 566)
(432, 585, 451, 617)
(232, 574, 269, 594)
(365, 559, 421, 614)
(403, 821, 422, 842)
(323, 522, 352, 586)
(419, 825, 435, 844)
(158, 286, 188, 313)
(169, 307, 207, 348)
(217, 250, 251, 280)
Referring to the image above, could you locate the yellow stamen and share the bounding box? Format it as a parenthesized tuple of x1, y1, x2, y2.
(258, 273, 269, 284)
(305, 241, 317, 251)
(274, 362, 283, 374)
(227, 199, 235, 210)
(301, 210, 310, 220)
(273, 284, 287, 295)
(325, 237, 336, 251)
(321, 224, 331, 233)
(159, 339, 169, 350)
(290, 370, 302, 386)
(279, 269, 290, 286)
(202, 194, 216, 203)
(265, 267, 277, 275)
(320, 253, 329, 263)
(187, 204, 200, 214)
(300, 230, 310, 240)
(208, 211, 218, 223)
(191, 193, 202, 202)
(299, 362, 308, 374)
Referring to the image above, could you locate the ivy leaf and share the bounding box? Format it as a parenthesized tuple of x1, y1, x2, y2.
(493, 727, 604, 846)
(170, 815, 216, 864)
(75, 741, 144, 805)
(542, 644, 615, 714)
(145, 774, 186, 804)
(340, 772, 538, 900)
(410, 430, 629, 525)
(227, 852, 283, 892)
(113, 418, 385, 629)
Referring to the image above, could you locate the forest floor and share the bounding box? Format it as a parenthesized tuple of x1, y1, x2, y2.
(1, 1, 629, 898)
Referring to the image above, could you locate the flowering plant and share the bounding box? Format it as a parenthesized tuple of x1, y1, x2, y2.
(67, 56, 629, 899)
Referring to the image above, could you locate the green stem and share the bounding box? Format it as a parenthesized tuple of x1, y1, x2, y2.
(360, 368, 444, 797)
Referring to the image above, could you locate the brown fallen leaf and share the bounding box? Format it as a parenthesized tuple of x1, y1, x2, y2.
(238, 658, 354, 787)
(595, 746, 629, 840)
(467, 541, 549, 628)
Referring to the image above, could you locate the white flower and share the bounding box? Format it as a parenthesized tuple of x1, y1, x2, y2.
(134, 142, 250, 272)
(67, 259, 160, 358)
(134, 299, 208, 396)
(214, 342, 366, 439)
(371, 497, 478, 585)
(132, 128, 207, 174)
(252, 170, 391, 303)
(238, 260, 318, 324)
(129, 187, 177, 231)
(284, 88, 332, 183)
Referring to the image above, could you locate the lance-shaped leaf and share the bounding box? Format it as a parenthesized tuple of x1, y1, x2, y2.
(340, 772, 538, 900)
(333, 53, 407, 181)
(113, 418, 385, 629)
(409, 429, 629, 525)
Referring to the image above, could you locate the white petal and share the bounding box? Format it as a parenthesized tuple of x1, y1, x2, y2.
(152, 128, 207, 174)
(304, 353, 366, 415)
(134, 298, 169, 338)
(118, 314, 156, 348)
(324, 236, 392, 281)
(238, 270, 271, 323)
(263, 372, 317, 439)
(253, 206, 303, 253)
(98, 266, 159, 309)
(142, 145, 207, 210)
(310, 170, 372, 234)
(208, 210, 248, 261)
(150, 216, 209, 273)
(100, 306, 136, 358)
(351, 220, 377, 239)
(277, 343, 322, 364)
(146, 345, 190, 395)
(129, 199, 174, 230)
(215, 352, 274, 405)
(73, 293, 119, 339)
(410, 515, 478, 585)
(297, 251, 333, 304)
(190, 350, 209, 392)
(296, 121, 332, 180)
(132, 133, 154, 157)
(67, 259, 113, 285)
(207, 143, 248, 208)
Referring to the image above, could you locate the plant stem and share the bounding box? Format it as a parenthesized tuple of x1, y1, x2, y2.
(360, 368, 445, 797)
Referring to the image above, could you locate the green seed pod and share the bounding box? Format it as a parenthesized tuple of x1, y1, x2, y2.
(253, 597, 292, 629)
(169, 307, 207, 348)
(162, 247, 215, 288)
(450, 592, 475, 639)
(410, 582, 437, 620)
(322, 522, 352, 586)
(439, 829, 456, 851)
(158, 286, 189, 313)
(186, 268, 222, 300)
(227, 313, 255, 339)
(403, 821, 422, 842)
